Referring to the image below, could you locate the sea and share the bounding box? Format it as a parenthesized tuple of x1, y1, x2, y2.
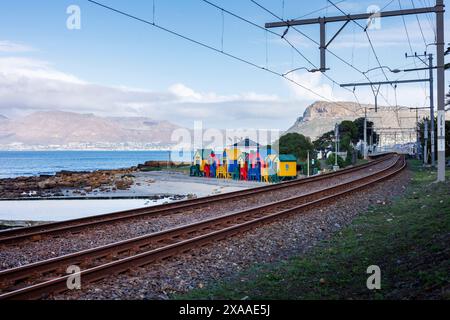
(0, 150, 193, 179)
(0, 150, 194, 222)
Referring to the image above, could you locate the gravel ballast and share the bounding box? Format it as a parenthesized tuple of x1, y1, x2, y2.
(0, 158, 397, 270)
(50, 163, 410, 300)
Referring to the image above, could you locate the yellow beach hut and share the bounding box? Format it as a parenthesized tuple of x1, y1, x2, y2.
(278, 154, 297, 179)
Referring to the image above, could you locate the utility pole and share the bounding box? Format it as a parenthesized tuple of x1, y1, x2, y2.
(372, 84, 381, 113)
(307, 150, 310, 177)
(405, 52, 436, 167)
(370, 131, 374, 153)
(364, 107, 368, 159)
(334, 123, 339, 171)
(424, 119, 429, 165)
(265, 0, 446, 181)
(429, 54, 436, 167)
(416, 107, 420, 160)
(265, 3, 439, 73)
(436, 0, 446, 182)
(398, 107, 428, 157)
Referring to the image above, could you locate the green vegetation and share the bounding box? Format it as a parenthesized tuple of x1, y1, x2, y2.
(177, 160, 450, 300)
(325, 153, 346, 168)
(140, 164, 191, 173)
(356, 158, 369, 166)
(274, 133, 321, 175)
(313, 117, 379, 166)
(276, 133, 314, 161)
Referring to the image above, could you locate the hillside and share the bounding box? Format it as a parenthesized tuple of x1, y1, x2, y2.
(285, 101, 441, 145)
(0, 111, 182, 149)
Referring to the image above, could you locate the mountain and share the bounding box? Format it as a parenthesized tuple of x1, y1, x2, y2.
(0, 114, 8, 120)
(285, 101, 444, 145)
(0, 111, 183, 149)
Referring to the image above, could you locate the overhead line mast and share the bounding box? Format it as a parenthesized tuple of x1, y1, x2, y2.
(265, 1, 446, 182)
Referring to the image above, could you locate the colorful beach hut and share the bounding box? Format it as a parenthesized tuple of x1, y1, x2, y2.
(193, 149, 213, 172)
(278, 154, 297, 180)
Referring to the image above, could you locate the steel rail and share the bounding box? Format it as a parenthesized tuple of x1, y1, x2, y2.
(0, 156, 405, 300)
(0, 155, 392, 244)
(0, 156, 398, 288)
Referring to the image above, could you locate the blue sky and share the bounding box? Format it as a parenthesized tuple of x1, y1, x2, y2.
(0, 0, 448, 130)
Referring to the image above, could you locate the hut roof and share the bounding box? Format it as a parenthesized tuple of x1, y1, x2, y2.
(279, 154, 297, 162)
(232, 138, 260, 148)
(195, 149, 213, 159)
(266, 154, 279, 161)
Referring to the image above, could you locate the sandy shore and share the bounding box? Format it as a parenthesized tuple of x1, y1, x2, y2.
(81, 170, 268, 198)
(0, 170, 268, 224)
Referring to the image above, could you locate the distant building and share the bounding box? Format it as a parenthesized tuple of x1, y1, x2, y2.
(231, 138, 260, 154)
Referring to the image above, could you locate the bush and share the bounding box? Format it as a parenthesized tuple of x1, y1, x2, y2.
(345, 149, 354, 166)
(326, 153, 346, 168)
(277, 133, 314, 161)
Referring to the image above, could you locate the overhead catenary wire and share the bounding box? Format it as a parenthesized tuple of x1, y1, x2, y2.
(86, 0, 345, 105)
(328, 0, 433, 112)
(200, 0, 316, 70)
(411, 0, 429, 48)
(327, 1, 393, 85)
(397, 0, 429, 104)
(419, 0, 437, 41)
(380, 0, 397, 11)
(292, 0, 346, 20)
(249, 0, 394, 109)
(326, 0, 426, 112)
(152, 0, 156, 24)
(221, 8, 225, 52)
(200, 0, 360, 102)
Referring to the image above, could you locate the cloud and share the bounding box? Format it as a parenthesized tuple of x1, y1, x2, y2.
(168, 83, 279, 104)
(0, 54, 300, 130)
(285, 71, 341, 102)
(0, 57, 83, 83)
(0, 52, 430, 132)
(0, 41, 34, 53)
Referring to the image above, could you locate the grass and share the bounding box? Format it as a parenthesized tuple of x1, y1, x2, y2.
(176, 160, 450, 300)
(356, 158, 369, 166)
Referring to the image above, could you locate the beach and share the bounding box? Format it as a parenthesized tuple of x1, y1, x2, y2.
(0, 164, 267, 225)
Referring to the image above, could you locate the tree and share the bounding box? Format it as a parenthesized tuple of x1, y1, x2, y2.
(276, 133, 314, 161)
(339, 120, 358, 145)
(326, 153, 346, 167)
(313, 130, 334, 150)
(353, 117, 379, 145)
(313, 118, 379, 161)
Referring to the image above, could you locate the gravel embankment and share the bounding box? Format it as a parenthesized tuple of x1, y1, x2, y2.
(50, 162, 411, 300)
(0, 158, 398, 270)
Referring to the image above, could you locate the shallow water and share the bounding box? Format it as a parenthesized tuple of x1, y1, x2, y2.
(0, 150, 192, 179)
(0, 198, 172, 222)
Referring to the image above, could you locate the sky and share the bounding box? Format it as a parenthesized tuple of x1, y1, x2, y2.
(0, 0, 448, 131)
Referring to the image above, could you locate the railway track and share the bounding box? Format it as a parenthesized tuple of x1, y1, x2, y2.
(0, 155, 405, 300)
(0, 155, 391, 245)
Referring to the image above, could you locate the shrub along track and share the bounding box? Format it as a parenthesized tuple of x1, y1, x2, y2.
(0, 155, 405, 300)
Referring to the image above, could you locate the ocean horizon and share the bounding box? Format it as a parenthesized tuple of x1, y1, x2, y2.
(0, 150, 194, 179)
